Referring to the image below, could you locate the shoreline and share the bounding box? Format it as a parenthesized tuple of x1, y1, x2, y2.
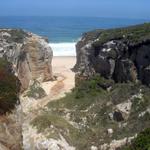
(53, 56, 76, 57)
(49, 42, 76, 57)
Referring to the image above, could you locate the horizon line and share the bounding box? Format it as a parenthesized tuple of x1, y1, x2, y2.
(0, 15, 149, 21)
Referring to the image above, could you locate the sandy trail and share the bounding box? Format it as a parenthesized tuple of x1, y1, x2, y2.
(42, 56, 76, 104)
(21, 56, 76, 115)
(21, 56, 76, 150)
(50, 74, 66, 96)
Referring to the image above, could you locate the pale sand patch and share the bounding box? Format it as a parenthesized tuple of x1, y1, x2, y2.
(42, 56, 76, 99)
(21, 56, 76, 149)
(21, 56, 76, 114)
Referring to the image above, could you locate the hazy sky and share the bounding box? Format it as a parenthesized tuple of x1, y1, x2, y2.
(0, 0, 149, 19)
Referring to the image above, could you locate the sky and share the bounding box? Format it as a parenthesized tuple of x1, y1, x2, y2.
(0, 0, 150, 19)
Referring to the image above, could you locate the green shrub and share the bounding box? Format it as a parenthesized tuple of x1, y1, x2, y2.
(93, 23, 150, 47)
(0, 58, 20, 114)
(33, 75, 150, 149)
(48, 75, 109, 110)
(123, 128, 150, 150)
(8, 29, 28, 43)
(110, 82, 140, 105)
(26, 80, 46, 99)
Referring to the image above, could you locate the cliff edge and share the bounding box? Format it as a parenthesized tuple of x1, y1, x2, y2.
(31, 23, 150, 150)
(74, 23, 150, 86)
(0, 29, 53, 91)
(0, 29, 53, 150)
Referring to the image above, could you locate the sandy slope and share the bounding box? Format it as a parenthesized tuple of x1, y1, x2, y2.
(21, 56, 76, 113)
(42, 56, 76, 99)
(21, 56, 76, 149)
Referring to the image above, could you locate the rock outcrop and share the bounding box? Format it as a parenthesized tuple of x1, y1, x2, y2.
(0, 29, 53, 91)
(0, 29, 53, 149)
(74, 23, 150, 86)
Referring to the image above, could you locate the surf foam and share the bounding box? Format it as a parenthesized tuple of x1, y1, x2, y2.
(49, 43, 76, 56)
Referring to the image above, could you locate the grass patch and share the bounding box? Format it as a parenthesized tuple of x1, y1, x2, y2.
(48, 75, 112, 111)
(31, 112, 87, 147)
(123, 128, 150, 150)
(26, 80, 46, 99)
(92, 23, 150, 47)
(32, 75, 150, 149)
(110, 82, 141, 105)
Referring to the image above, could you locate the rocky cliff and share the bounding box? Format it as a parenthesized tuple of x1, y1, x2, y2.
(0, 29, 53, 91)
(0, 29, 53, 150)
(0, 25, 150, 150)
(29, 23, 150, 150)
(74, 23, 150, 86)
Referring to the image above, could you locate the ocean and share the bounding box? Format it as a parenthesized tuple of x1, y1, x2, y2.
(0, 16, 149, 56)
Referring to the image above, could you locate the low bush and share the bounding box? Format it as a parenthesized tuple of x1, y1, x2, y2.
(0, 58, 20, 114)
(26, 80, 46, 99)
(123, 128, 150, 150)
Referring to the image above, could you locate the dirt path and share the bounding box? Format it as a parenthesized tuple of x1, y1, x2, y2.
(21, 56, 76, 115)
(50, 74, 66, 97)
(21, 56, 76, 149)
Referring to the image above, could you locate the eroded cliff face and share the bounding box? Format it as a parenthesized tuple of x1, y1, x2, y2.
(0, 59, 22, 150)
(0, 29, 53, 91)
(0, 30, 53, 150)
(74, 23, 150, 86)
(1, 24, 150, 150)
(55, 23, 150, 149)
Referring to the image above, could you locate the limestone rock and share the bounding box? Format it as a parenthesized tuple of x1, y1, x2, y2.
(91, 145, 98, 150)
(100, 135, 135, 150)
(74, 23, 150, 86)
(112, 100, 132, 122)
(0, 29, 53, 91)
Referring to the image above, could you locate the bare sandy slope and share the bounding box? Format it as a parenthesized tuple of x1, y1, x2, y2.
(20, 57, 76, 150)
(42, 56, 76, 100)
(22, 56, 76, 149)
(21, 56, 76, 114)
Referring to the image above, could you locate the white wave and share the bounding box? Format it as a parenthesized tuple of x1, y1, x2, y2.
(49, 42, 76, 56)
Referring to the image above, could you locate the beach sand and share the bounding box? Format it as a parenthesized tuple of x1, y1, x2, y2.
(42, 56, 76, 98)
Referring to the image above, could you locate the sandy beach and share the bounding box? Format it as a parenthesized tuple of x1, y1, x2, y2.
(21, 56, 76, 114)
(42, 56, 76, 98)
(52, 56, 76, 75)
(21, 56, 76, 117)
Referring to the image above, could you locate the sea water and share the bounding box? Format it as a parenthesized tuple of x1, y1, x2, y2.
(0, 16, 149, 56)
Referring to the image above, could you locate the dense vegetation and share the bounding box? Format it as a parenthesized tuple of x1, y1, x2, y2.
(31, 75, 150, 149)
(91, 23, 150, 47)
(0, 29, 28, 43)
(0, 58, 20, 114)
(123, 128, 150, 150)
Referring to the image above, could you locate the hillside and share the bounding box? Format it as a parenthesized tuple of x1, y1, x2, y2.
(31, 23, 150, 150)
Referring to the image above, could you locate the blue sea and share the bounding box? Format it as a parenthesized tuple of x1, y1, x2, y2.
(0, 16, 149, 56)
